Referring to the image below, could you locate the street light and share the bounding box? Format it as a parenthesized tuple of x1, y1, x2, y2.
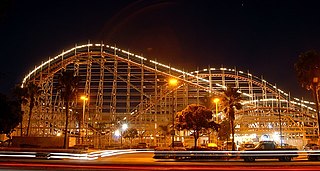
(120, 123, 128, 148)
(169, 78, 178, 86)
(122, 123, 128, 131)
(80, 95, 88, 144)
(114, 129, 121, 136)
(169, 78, 178, 148)
(313, 77, 320, 143)
(213, 98, 220, 122)
(212, 98, 220, 145)
(277, 90, 283, 147)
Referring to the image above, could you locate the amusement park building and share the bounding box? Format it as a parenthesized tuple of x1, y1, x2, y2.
(18, 43, 318, 149)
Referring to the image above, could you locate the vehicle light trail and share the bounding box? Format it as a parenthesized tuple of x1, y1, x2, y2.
(0, 162, 320, 171)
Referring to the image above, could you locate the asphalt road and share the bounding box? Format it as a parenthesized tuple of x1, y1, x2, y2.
(1, 151, 320, 170)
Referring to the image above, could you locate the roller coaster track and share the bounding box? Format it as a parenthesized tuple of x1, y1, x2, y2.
(19, 43, 318, 148)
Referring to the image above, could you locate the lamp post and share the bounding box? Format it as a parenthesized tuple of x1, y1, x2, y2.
(169, 78, 178, 148)
(213, 98, 220, 122)
(80, 96, 88, 144)
(120, 123, 128, 148)
(213, 98, 220, 144)
(313, 77, 320, 142)
(277, 90, 283, 147)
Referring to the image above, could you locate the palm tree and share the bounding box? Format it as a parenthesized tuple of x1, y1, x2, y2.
(217, 120, 231, 140)
(18, 82, 42, 136)
(221, 87, 243, 151)
(57, 71, 80, 149)
(294, 50, 320, 137)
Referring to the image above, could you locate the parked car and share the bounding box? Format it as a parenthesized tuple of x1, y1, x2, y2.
(206, 143, 219, 150)
(238, 143, 255, 151)
(137, 142, 147, 149)
(303, 143, 319, 150)
(241, 141, 298, 162)
(155, 141, 186, 151)
(0, 139, 12, 147)
(279, 143, 296, 148)
(170, 141, 184, 148)
(222, 141, 237, 150)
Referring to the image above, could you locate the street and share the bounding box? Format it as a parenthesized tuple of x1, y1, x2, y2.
(1, 151, 320, 170)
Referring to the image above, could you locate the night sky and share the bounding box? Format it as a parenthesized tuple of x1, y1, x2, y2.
(0, 0, 320, 100)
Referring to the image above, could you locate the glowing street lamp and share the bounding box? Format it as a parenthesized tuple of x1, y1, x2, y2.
(114, 129, 121, 137)
(80, 95, 88, 144)
(122, 123, 128, 131)
(120, 123, 128, 148)
(213, 98, 220, 122)
(211, 98, 220, 144)
(169, 78, 178, 86)
(169, 78, 178, 148)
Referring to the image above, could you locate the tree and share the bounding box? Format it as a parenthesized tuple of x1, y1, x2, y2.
(158, 124, 171, 147)
(0, 93, 23, 138)
(123, 128, 138, 148)
(57, 71, 80, 149)
(217, 120, 231, 142)
(18, 82, 42, 136)
(176, 104, 219, 150)
(294, 50, 320, 90)
(221, 87, 243, 151)
(294, 50, 320, 138)
(12, 84, 27, 136)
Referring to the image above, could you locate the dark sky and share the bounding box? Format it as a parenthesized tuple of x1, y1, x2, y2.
(0, 0, 319, 100)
